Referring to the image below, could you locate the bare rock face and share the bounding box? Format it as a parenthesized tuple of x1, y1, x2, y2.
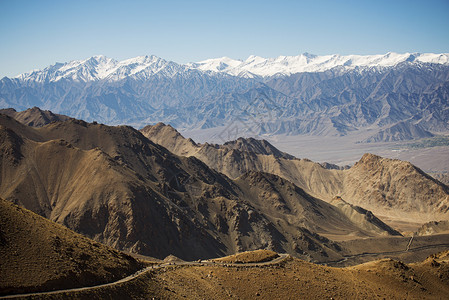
(142, 123, 449, 225)
(0, 112, 404, 262)
(222, 137, 295, 159)
(342, 153, 449, 221)
(141, 122, 346, 201)
(329, 196, 401, 236)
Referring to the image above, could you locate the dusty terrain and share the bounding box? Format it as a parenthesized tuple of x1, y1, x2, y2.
(1, 108, 449, 299)
(148, 254, 449, 300)
(212, 249, 279, 263)
(143, 123, 449, 231)
(26, 250, 449, 300)
(0, 112, 406, 262)
(0, 198, 141, 296)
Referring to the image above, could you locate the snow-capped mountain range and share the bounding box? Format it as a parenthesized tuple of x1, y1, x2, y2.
(13, 52, 449, 82)
(15, 55, 188, 82)
(1, 52, 449, 142)
(189, 52, 449, 77)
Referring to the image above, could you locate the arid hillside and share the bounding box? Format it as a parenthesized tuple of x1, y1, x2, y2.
(147, 252, 449, 300)
(47, 250, 449, 300)
(0, 107, 72, 127)
(0, 198, 141, 296)
(341, 153, 449, 224)
(141, 123, 345, 200)
(0, 111, 400, 262)
(141, 123, 449, 228)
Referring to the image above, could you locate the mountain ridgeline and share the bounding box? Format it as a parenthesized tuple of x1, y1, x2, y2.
(141, 122, 449, 225)
(1, 108, 449, 263)
(1, 53, 448, 141)
(3, 108, 435, 263)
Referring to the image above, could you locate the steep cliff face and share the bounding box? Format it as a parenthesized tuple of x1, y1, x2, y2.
(0, 113, 401, 262)
(142, 123, 449, 225)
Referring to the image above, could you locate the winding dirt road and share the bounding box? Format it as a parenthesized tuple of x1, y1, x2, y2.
(323, 242, 449, 266)
(0, 254, 289, 299)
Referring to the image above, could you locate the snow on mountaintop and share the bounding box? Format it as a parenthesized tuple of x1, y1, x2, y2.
(188, 57, 242, 72)
(16, 55, 186, 82)
(192, 52, 449, 77)
(14, 52, 449, 82)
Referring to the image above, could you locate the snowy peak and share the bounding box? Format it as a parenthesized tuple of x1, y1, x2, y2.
(187, 57, 242, 72)
(14, 52, 449, 83)
(105, 55, 184, 81)
(192, 52, 449, 77)
(17, 56, 118, 82)
(17, 55, 120, 82)
(16, 54, 186, 83)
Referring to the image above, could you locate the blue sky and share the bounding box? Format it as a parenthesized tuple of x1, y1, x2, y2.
(1, 0, 448, 77)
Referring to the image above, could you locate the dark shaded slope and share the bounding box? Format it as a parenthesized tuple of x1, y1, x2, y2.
(0, 198, 141, 296)
(0, 114, 402, 263)
(0, 116, 230, 260)
(142, 122, 449, 225)
(222, 137, 295, 159)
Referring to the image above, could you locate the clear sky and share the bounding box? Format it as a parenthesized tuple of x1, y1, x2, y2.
(1, 0, 448, 78)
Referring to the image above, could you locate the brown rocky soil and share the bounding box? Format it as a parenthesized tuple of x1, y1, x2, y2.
(0, 113, 401, 262)
(44, 250, 449, 300)
(142, 123, 449, 230)
(0, 198, 141, 296)
(416, 220, 449, 236)
(213, 249, 279, 263)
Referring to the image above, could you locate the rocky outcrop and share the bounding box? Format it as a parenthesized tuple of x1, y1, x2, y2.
(342, 153, 449, 220)
(416, 220, 449, 236)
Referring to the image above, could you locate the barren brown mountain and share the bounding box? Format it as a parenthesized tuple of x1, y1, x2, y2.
(0, 107, 72, 127)
(141, 123, 449, 230)
(342, 153, 449, 225)
(1, 108, 449, 299)
(0, 111, 401, 262)
(0, 198, 141, 296)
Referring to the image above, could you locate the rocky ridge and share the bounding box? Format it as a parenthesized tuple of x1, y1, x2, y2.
(142, 122, 449, 226)
(0, 111, 403, 262)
